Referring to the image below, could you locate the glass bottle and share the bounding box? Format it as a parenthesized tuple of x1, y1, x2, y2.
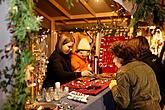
(54, 82, 61, 100)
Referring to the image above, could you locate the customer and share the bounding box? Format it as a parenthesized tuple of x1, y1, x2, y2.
(71, 38, 92, 72)
(126, 36, 165, 109)
(160, 41, 165, 65)
(43, 34, 92, 88)
(109, 41, 161, 110)
(159, 41, 165, 109)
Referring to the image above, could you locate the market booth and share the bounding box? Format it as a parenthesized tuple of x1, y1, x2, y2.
(25, 0, 165, 110)
(22, 0, 133, 109)
(26, 31, 129, 110)
(1, 0, 165, 110)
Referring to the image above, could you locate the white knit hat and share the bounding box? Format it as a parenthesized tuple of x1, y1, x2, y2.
(77, 38, 91, 50)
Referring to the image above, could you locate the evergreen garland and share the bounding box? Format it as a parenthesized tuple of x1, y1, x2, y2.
(129, 0, 165, 36)
(0, 0, 40, 109)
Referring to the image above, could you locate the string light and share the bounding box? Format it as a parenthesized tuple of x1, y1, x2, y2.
(12, 6, 18, 13)
(36, 16, 44, 21)
(13, 46, 19, 52)
(26, 27, 30, 30)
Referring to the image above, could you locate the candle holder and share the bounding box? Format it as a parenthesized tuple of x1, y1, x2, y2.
(94, 55, 99, 74)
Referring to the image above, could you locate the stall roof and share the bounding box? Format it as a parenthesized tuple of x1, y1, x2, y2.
(35, 0, 165, 30)
(35, 0, 132, 29)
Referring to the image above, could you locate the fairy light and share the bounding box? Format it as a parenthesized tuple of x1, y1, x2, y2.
(13, 46, 19, 52)
(53, 31, 56, 34)
(36, 16, 44, 21)
(96, 0, 99, 2)
(26, 27, 30, 30)
(13, 6, 17, 10)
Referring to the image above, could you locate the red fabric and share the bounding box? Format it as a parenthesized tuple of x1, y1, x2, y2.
(99, 36, 128, 73)
(63, 77, 111, 95)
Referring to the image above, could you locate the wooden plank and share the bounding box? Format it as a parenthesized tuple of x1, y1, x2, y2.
(55, 18, 127, 25)
(52, 12, 119, 20)
(84, 18, 89, 23)
(34, 7, 53, 21)
(79, 0, 96, 16)
(49, 0, 71, 19)
(50, 21, 57, 54)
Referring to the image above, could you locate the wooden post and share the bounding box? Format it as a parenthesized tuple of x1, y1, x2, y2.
(31, 73, 34, 101)
(95, 33, 102, 57)
(50, 20, 57, 54)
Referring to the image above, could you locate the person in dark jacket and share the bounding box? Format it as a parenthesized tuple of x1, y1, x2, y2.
(126, 36, 165, 109)
(160, 41, 165, 65)
(43, 34, 92, 88)
(159, 41, 165, 109)
(109, 41, 161, 110)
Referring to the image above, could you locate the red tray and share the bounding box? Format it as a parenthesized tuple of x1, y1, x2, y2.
(63, 76, 112, 95)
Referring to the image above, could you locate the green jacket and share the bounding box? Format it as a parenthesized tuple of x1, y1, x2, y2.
(111, 60, 161, 110)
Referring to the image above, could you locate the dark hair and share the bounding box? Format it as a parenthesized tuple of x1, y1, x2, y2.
(126, 36, 151, 60)
(110, 41, 134, 65)
(55, 33, 74, 53)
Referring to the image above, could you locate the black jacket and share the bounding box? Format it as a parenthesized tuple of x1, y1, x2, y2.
(43, 50, 81, 88)
(140, 52, 165, 105)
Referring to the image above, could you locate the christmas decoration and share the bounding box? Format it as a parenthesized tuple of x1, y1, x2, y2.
(113, 0, 137, 14)
(111, 0, 165, 36)
(0, 0, 40, 109)
(130, 0, 165, 36)
(0, 0, 164, 109)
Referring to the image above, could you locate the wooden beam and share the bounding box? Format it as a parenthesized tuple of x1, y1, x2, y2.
(55, 18, 126, 25)
(61, 20, 67, 25)
(49, 0, 71, 19)
(79, 0, 96, 16)
(162, 0, 164, 6)
(84, 19, 89, 23)
(34, 7, 53, 21)
(50, 21, 57, 54)
(96, 12, 118, 17)
(52, 12, 119, 20)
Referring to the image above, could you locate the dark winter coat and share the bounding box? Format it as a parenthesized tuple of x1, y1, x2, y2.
(141, 52, 165, 107)
(43, 50, 81, 88)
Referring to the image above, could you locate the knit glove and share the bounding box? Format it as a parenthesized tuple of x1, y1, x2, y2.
(109, 80, 117, 89)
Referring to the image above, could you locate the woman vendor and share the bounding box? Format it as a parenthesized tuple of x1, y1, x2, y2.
(43, 34, 92, 87)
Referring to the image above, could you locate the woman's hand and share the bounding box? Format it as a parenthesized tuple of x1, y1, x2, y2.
(81, 70, 93, 76)
(88, 64, 93, 71)
(109, 80, 117, 89)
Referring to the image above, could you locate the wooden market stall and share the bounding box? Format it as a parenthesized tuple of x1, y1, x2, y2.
(1, 0, 165, 110)
(27, 0, 165, 109)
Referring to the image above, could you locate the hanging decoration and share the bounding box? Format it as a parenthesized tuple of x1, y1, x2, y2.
(132, 0, 165, 26)
(150, 28, 164, 55)
(113, 0, 137, 15)
(31, 34, 49, 91)
(112, 0, 165, 36)
(61, 20, 129, 37)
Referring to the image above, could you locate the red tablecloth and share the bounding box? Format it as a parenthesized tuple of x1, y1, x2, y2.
(63, 74, 114, 95)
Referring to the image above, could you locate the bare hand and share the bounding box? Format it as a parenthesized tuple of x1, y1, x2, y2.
(81, 70, 93, 76)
